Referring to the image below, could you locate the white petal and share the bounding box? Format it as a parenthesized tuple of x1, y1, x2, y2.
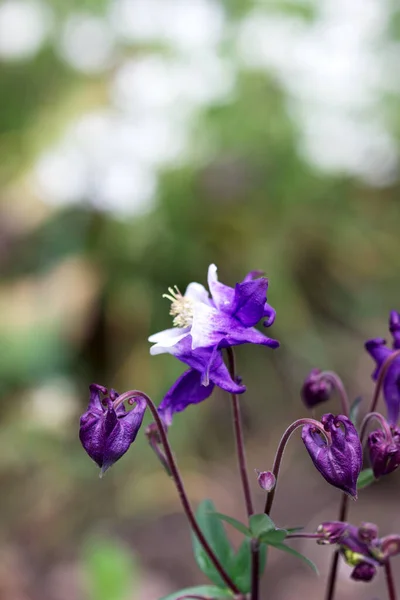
(184, 281, 210, 304)
(148, 327, 190, 346)
(207, 263, 218, 288)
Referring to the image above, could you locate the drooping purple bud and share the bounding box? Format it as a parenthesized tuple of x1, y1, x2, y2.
(368, 426, 400, 478)
(351, 562, 377, 582)
(301, 369, 333, 409)
(255, 469, 276, 492)
(389, 311, 400, 350)
(79, 384, 146, 475)
(302, 414, 362, 498)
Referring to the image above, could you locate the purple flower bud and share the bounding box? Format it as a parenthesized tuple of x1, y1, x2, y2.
(79, 384, 146, 475)
(368, 426, 400, 478)
(302, 414, 362, 498)
(351, 562, 377, 582)
(389, 310, 400, 350)
(301, 369, 332, 409)
(255, 470, 276, 492)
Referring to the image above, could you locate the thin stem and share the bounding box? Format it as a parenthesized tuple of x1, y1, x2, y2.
(250, 539, 260, 600)
(369, 349, 400, 414)
(360, 411, 393, 444)
(324, 492, 349, 600)
(316, 371, 350, 416)
(384, 560, 397, 600)
(225, 348, 257, 600)
(226, 347, 254, 517)
(117, 390, 240, 595)
(264, 418, 330, 515)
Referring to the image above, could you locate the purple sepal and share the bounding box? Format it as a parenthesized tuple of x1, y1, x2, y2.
(79, 384, 146, 474)
(302, 414, 362, 498)
(158, 368, 215, 426)
(389, 310, 400, 350)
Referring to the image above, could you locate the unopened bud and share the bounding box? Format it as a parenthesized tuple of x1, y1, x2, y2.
(255, 469, 276, 492)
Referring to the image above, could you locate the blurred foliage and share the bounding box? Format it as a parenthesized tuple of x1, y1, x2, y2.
(82, 537, 139, 600)
(1, 0, 400, 598)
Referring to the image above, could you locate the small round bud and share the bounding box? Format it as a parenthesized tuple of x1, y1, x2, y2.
(301, 369, 332, 409)
(255, 469, 276, 492)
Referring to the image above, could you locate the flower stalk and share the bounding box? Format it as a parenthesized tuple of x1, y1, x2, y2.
(264, 418, 331, 515)
(116, 390, 240, 595)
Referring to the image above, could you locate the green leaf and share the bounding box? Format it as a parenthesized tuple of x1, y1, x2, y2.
(286, 527, 304, 534)
(249, 513, 275, 538)
(350, 396, 363, 425)
(159, 585, 233, 600)
(191, 500, 234, 587)
(229, 539, 268, 594)
(259, 529, 288, 544)
(357, 468, 376, 490)
(82, 537, 137, 600)
(269, 543, 318, 574)
(211, 512, 251, 537)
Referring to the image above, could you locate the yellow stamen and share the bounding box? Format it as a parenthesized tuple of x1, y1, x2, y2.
(163, 285, 194, 327)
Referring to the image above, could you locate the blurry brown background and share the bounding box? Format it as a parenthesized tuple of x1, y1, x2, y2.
(1, 0, 400, 598)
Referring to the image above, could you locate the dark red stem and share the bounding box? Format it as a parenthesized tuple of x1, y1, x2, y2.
(226, 347, 254, 517)
(117, 390, 240, 595)
(384, 560, 397, 600)
(324, 492, 349, 600)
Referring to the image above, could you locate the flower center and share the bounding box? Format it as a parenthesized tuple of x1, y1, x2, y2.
(163, 286, 194, 328)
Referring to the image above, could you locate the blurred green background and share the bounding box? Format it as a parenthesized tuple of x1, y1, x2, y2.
(1, 0, 400, 598)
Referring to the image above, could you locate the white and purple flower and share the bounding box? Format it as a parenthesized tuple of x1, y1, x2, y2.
(149, 264, 279, 424)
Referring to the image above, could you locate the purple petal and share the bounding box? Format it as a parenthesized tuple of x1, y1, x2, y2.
(88, 383, 107, 413)
(365, 338, 392, 379)
(102, 398, 146, 474)
(231, 278, 269, 327)
(389, 310, 400, 350)
(191, 303, 279, 350)
(172, 336, 246, 395)
(158, 368, 215, 426)
(383, 362, 400, 425)
(207, 264, 235, 312)
(243, 270, 265, 282)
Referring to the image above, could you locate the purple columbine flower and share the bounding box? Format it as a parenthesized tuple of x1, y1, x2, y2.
(149, 265, 279, 423)
(302, 414, 362, 498)
(365, 311, 400, 425)
(368, 425, 400, 478)
(301, 369, 333, 409)
(315, 521, 400, 583)
(79, 384, 146, 475)
(316, 521, 382, 582)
